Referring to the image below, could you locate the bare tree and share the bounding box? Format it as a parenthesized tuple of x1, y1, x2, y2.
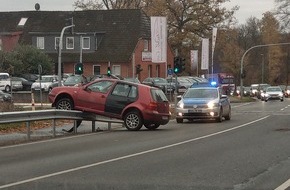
(274, 0, 290, 30)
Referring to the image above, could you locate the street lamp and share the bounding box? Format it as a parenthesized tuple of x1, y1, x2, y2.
(261, 54, 265, 84)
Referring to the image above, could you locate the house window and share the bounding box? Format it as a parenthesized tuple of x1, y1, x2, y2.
(112, 65, 121, 76)
(156, 65, 160, 77)
(0, 39, 2, 51)
(148, 65, 152, 77)
(55, 37, 61, 50)
(93, 65, 101, 75)
(144, 40, 149, 51)
(82, 37, 90, 49)
(37, 37, 44, 49)
(95, 38, 98, 50)
(66, 37, 74, 49)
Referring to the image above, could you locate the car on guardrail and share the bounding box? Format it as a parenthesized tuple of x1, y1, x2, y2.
(48, 78, 171, 131)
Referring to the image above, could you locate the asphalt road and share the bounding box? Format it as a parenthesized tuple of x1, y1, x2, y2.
(1, 98, 290, 190)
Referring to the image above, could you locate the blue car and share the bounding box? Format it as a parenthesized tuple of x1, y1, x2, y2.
(176, 86, 231, 123)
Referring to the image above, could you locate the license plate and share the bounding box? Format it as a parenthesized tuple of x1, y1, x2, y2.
(189, 109, 201, 113)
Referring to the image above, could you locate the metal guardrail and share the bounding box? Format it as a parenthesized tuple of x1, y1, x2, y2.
(0, 109, 124, 140)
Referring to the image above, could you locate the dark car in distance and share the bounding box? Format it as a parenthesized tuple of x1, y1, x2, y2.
(49, 78, 171, 131)
(0, 90, 12, 102)
(142, 77, 174, 93)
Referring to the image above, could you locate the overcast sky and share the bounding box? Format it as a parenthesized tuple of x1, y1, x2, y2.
(0, 0, 276, 24)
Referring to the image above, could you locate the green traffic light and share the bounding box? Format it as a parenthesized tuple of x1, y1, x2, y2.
(174, 67, 179, 73)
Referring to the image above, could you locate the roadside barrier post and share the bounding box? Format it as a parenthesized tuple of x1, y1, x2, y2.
(31, 91, 35, 111)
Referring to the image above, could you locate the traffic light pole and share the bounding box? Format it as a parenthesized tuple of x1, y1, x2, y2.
(240, 42, 290, 99)
(58, 24, 74, 86)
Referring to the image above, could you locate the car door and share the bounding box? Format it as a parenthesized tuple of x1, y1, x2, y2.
(105, 82, 138, 117)
(74, 80, 114, 114)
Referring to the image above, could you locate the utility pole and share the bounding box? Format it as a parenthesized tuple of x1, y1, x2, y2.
(240, 42, 290, 98)
(58, 19, 74, 86)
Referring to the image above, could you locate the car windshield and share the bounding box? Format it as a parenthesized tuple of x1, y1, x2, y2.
(41, 76, 55, 82)
(184, 88, 218, 99)
(267, 87, 281, 92)
(64, 76, 82, 84)
(153, 78, 167, 84)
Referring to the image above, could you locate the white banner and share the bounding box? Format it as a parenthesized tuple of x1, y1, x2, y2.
(201, 38, 209, 70)
(190, 50, 198, 71)
(212, 27, 217, 57)
(151, 16, 167, 63)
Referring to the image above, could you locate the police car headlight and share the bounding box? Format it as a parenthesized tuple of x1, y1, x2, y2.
(207, 101, 217, 109)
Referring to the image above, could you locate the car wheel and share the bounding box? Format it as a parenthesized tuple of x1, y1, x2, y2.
(265, 99, 268, 102)
(5, 85, 11, 92)
(176, 118, 183, 123)
(124, 111, 143, 131)
(215, 108, 223, 122)
(281, 98, 284, 102)
(144, 123, 160, 130)
(224, 107, 231, 121)
(55, 98, 82, 127)
(56, 98, 74, 110)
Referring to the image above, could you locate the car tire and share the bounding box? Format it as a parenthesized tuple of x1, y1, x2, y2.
(224, 107, 231, 121)
(124, 110, 143, 131)
(281, 99, 284, 102)
(56, 98, 74, 110)
(55, 98, 82, 127)
(176, 118, 183, 123)
(144, 123, 160, 130)
(215, 108, 223, 122)
(5, 85, 11, 92)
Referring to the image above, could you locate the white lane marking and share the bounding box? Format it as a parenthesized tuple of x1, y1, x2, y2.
(275, 178, 290, 190)
(0, 116, 270, 189)
(231, 102, 252, 108)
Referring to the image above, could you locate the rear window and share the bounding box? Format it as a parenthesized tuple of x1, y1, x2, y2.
(151, 89, 168, 102)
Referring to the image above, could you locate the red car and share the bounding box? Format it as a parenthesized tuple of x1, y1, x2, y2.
(48, 78, 171, 131)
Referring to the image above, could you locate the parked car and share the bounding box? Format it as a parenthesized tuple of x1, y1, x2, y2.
(176, 86, 231, 123)
(262, 86, 284, 102)
(11, 77, 33, 91)
(31, 75, 59, 92)
(142, 77, 174, 93)
(0, 90, 12, 102)
(63, 75, 88, 86)
(123, 77, 140, 83)
(166, 77, 192, 94)
(48, 78, 171, 131)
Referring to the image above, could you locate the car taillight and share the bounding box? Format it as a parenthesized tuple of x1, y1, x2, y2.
(147, 101, 158, 110)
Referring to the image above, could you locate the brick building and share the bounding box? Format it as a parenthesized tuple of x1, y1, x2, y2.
(0, 9, 174, 82)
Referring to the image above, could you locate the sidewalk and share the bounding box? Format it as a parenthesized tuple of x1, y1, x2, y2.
(0, 120, 124, 147)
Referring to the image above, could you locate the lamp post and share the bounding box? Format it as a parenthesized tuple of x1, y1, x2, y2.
(261, 54, 265, 84)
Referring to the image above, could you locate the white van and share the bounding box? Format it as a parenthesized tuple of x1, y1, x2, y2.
(0, 73, 11, 92)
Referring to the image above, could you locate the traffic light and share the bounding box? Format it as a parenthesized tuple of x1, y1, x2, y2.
(75, 63, 83, 75)
(174, 57, 180, 74)
(107, 67, 111, 76)
(136, 64, 143, 75)
(174, 56, 185, 74)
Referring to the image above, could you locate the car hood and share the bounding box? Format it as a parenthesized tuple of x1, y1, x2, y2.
(182, 98, 217, 104)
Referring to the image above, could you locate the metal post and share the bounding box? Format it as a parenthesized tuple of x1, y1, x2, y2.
(26, 121, 30, 141)
(52, 119, 56, 137)
(261, 54, 264, 84)
(58, 25, 74, 86)
(240, 43, 290, 99)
